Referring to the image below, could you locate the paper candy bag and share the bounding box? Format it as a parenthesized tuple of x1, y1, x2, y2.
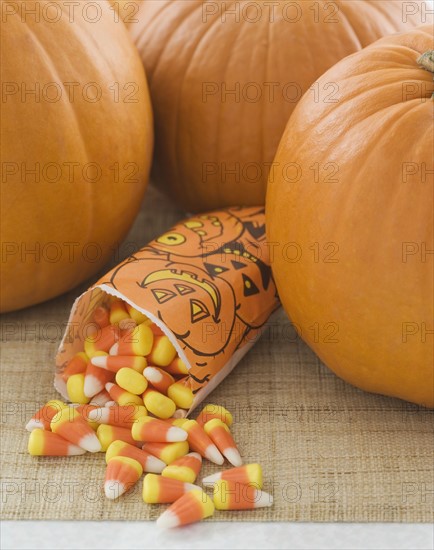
(55, 207, 280, 411)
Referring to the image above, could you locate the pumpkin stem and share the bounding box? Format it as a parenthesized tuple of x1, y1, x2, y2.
(417, 50, 434, 73)
(417, 51, 434, 100)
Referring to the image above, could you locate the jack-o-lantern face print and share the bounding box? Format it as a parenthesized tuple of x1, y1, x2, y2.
(203, 240, 277, 329)
(109, 257, 237, 358)
(150, 210, 244, 257)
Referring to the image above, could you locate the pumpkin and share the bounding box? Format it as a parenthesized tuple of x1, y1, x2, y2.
(109, 0, 138, 26)
(1, 1, 153, 313)
(130, 0, 428, 211)
(266, 25, 434, 407)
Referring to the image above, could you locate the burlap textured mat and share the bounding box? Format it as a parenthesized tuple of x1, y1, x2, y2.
(1, 188, 433, 521)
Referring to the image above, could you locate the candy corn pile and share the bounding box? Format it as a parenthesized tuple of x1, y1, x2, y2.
(25, 297, 273, 528)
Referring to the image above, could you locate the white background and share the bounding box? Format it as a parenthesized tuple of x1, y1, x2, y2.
(2, 521, 434, 550)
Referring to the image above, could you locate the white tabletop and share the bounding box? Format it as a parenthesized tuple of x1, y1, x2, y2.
(2, 521, 433, 550)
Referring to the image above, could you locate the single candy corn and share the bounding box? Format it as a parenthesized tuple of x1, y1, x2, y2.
(182, 420, 224, 465)
(147, 335, 177, 367)
(204, 419, 242, 467)
(91, 355, 147, 374)
(202, 464, 263, 489)
(51, 407, 101, 453)
(164, 357, 189, 376)
(105, 382, 143, 406)
(115, 368, 148, 395)
(84, 325, 119, 357)
(157, 489, 214, 529)
(132, 416, 187, 443)
(167, 378, 194, 410)
(28, 429, 86, 456)
(196, 404, 233, 427)
(104, 456, 143, 499)
(142, 473, 201, 503)
(75, 404, 101, 431)
(66, 373, 90, 404)
(213, 479, 273, 510)
(162, 452, 202, 484)
(111, 323, 153, 357)
(90, 389, 111, 406)
(109, 300, 130, 325)
(84, 360, 114, 398)
(93, 306, 110, 329)
(88, 404, 147, 428)
(142, 441, 189, 465)
(143, 366, 174, 394)
(26, 400, 67, 432)
(106, 440, 165, 473)
(142, 389, 176, 419)
(61, 352, 88, 381)
(97, 424, 139, 452)
(125, 303, 148, 324)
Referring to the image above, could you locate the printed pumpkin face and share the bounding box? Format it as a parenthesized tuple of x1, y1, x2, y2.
(203, 240, 277, 329)
(151, 210, 244, 257)
(109, 256, 237, 357)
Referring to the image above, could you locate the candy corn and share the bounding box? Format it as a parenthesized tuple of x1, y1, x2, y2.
(204, 419, 242, 467)
(115, 368, 148, 395)
(119, 318, 137, 332)
(162, 452, 202, 483)
(149, 323, 165, 336)
(110, 323, 153, 356)
(87, 405, 147, 428)
(202, 464, 263, 489)
(167, 378, 194, 410)
(213, 479, 273, 510)
(143, 366, 174, 394)
(104, 456, 143, 499)
(84, 325, 119, 357)
(61, 352, 88, 381)
(147, 335, 177, 367)
(109, 300, 130, 325)
(92, 306, 110, 329)
(51, 407, 101, 453)
(157, 490, 214, 529)
(164, 357, 189, 376)
(181, 420, 224, 465)
(106, 440, 165, 473)
(131, 416, 187, 443)
(26, 400, 67, 432)
(125, 303, 148, 325)
(91, 355, 147, 374)
(66, 373, 90, 404)
(196, 404, 233, 427)
(142, 473, 201, 503)
(141, 441, 189, 465)
(74, 404, 101, 431)
(142, 389, 176, 419)
(89, 389, 111, 406)
(84, 360, 114, 398)
(105, 382, 143, 406)
(28, 429, 86, 456)
(97, 424, 139, 452)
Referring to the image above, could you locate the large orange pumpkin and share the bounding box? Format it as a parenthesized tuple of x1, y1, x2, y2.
(130, 0, 428, 211)
(1, 0, 153, 313)
(266, 25, 434, 407)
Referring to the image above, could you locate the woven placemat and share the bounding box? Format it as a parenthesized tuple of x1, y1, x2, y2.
(1, 187, 433, 522)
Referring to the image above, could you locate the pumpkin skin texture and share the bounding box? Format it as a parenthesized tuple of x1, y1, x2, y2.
(266, 26, 434, 407)
(1, 1, 153, 313)
(130, 0, 429, 211)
